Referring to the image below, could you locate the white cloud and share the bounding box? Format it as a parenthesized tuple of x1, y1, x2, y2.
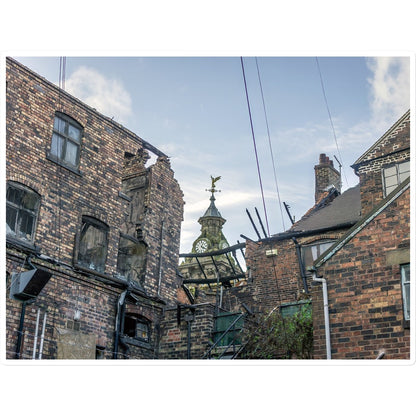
(65, 66, 132, 123)
(366, 57, 410, 127)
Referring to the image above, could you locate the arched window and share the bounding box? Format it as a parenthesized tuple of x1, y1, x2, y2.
(77, 216, 109, 273)
(49, 112, 83, 169)
(6, 181, 40, 242)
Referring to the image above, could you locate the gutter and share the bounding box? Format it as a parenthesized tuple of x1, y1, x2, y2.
(311, 269, 331, 359)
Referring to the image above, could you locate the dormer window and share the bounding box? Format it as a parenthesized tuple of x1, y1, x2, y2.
(49, 112, 82, 169)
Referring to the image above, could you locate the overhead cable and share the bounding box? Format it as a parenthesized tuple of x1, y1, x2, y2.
(240, 57, 270, 237)
(255, 57, 286, 232)
(315, 57, 349, 188)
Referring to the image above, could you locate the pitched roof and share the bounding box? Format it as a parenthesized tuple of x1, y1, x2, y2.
(290, 184, 361, 233)
(202, 195, 222, 218)
(352, 109, 410, 168)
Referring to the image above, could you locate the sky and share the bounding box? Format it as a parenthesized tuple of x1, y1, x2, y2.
(11, 55, 411, 257)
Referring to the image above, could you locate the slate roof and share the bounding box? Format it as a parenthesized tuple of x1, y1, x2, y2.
(289, 184, 361, 233)
(200, 195, 224, 220)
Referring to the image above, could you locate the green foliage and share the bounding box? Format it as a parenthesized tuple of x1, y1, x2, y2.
(240, 304, 313, 359)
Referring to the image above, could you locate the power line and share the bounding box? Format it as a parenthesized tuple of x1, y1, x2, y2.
(255, 57, 286, 232)
(315, 57, 349, 189)
(240, 57, 270, 237)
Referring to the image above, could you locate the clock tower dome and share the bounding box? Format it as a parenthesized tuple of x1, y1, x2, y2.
(192, 176, 229, 254)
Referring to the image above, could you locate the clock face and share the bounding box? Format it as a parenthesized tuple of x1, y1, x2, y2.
(195, 239, 209, 253)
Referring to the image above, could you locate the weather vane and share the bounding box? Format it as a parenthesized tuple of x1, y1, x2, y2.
(206, 175, 221, 196)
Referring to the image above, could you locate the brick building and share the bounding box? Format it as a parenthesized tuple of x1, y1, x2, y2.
(6, 57, 184, 359)
(311, 110, 411, 359)
(222, 153, 361, 320)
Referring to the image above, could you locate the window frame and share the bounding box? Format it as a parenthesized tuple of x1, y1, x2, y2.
(382, 160, 410, 197)
(401, 263, 410, 328)
(301, 239, 335, 272)
(48, 112, 83, 170)
(123, 314, 151, 344)
(76, 216, 109, 274)
(6, 181, 41, 243)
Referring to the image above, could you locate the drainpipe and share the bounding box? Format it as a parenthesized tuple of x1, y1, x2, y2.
(32, 308, 41, 359)
(15, 300, 30, 359)
(38, 311, 47, 359)
(311, 269, 331, 359)
(292, 238, 309, 294)
(113, 289, 128, 359)
(185, 311, 194, 359)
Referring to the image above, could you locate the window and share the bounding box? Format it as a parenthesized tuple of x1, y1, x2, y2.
(401, 263, 410, 325)
(301, 240, 334, 270)
(117, 235, 147, 285)
(280, 300, 311, 318)
(49, 112, 82, 168)
(123, 314, 150, 342)
(383, 161, 410, 196)
(6, 182, 40, 242)
(77, 216, 109, 273)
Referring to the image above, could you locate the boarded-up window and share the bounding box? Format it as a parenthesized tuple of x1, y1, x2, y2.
(77, 216, 109, 273)
(117, 235, 147, 285)
(6, 181, 40, 242)
(56, 328, 96, 359)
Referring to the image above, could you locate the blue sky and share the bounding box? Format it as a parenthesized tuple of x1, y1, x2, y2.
(13, 56, 411, 254)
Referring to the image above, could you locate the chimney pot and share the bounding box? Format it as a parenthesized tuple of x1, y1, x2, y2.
(314, 153, 341, 203)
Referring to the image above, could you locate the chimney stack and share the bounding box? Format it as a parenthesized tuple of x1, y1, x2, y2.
(314, 153, 341, 203)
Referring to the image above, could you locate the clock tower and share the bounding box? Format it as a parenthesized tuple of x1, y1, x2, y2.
(192, 176, 229, 254)
(179, 176, 236, 301)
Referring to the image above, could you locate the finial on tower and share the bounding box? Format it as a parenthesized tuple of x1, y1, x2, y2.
(206, 175, 221, 196)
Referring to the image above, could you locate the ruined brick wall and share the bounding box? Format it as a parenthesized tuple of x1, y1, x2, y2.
(224, 232, 346, 315)
(6, 57, 184, 359)
(158, 303, 216, 359)
(312, 187, 410, 359)
(143, 156, 184, 304)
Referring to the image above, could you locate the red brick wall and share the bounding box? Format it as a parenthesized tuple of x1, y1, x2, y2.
(224, 231, 347, 315)
(312, 187, 410, 359)
(355, 113, 410, 216)
(158, 303, 216, 359)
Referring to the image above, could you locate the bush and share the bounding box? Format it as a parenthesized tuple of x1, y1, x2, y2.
(239, 304, 313, 359)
